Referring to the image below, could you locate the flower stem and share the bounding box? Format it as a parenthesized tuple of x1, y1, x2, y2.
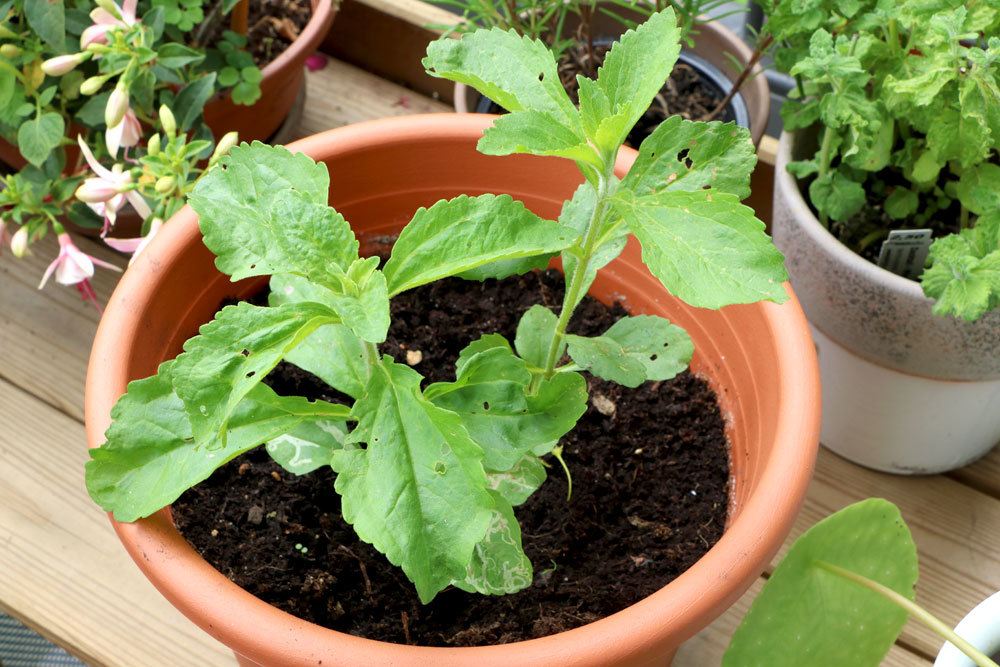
(816, 125, 836, 228)
(817, 561, 999, 667)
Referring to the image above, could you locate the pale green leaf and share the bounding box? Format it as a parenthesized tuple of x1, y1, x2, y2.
(477, 109, 598, 166)
(86, 361, 350, 522)
(559, 183, 628, 312)
(515, 304, 562, 369)
(17, 113, 64, 167)
(922, 225, 1000, 321)
(622, 117, 757, 199)
(266, 419, 347, 475)
(453, 493, 533, 595)
(884, 187, 919, 220)
(423, 28, 579, 125)
(809, 172, 867, 222)
(268, 274, 369, 399)
(566, 334, 646, 386)
(323, 257, 391, 343)
(568, 315, 692, 387)
(956, 163, 1000, 216)
(723, 499, 918, 667)
(331, 358, 494, 603)
(614, 190, 789, 309)
(190, 143, 355, 282)
(426, 338, 587, 470)
(486, 454, 547, 506)
(383, 194, 574, 295)
(171, 301, 340, 446)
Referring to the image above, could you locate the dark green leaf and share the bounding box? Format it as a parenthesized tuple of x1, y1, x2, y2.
(25, 0, 65, 52)
(173, 73, 217, 131)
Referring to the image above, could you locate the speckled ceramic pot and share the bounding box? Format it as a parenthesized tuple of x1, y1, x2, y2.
(773, 131, 1000, 474)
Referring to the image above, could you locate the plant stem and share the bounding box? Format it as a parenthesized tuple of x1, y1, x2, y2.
(816, 125, 836, 228)
(230, 0, 250, 36)
(817, 561, 1000, 667)
(706, 34, 773, 122)
(541, 162, 615, 376)
(960, 205, 970, 231)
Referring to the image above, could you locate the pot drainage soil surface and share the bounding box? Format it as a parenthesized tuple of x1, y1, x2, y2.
(173, 268, 731, 646)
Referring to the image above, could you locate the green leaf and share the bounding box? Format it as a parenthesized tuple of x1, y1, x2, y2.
(558, 183, 628, 312)
(218, 66, 240, 87)
(921, 222, 1000, 321)
(515, 304, 562, 368)
(567, 315, 692, 387)
(884, 187, 919, 220)
(173, 73, 217, 131)
(171, 301, 341, 446)
(323, 256, 391, 343)
(86, 361, 350, 523)
(809, 171, 867, 222)
(453, 493, 533, 596)
(589, 8, 682, 149)
(269, 274, 369, 399)
(486, 454, 547, 506)
(156, 43, 206, 69)
(614, 189, 789, 309)
(621, 117, 757, 199)
(476, 110, 598, 166)
(383, 194, 574, 295)
(423, 28, 579, 126)
(723, 499, 918, 667)
(191, 143, 356, 283)
(332, 358, 495, 604)
(17, 113, 64, 167)
(426, 337, 587, 470)
(25, 0, 65, 52)
(956, 163, 1000, 216)
(266, 419, 347, 475)
(76, 92, 111, 127)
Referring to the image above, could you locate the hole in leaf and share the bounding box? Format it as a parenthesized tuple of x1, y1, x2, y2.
(483, 401, 490, 411)
(677, 148, 692, 168)
(249, 264, 257, 270)
(246, 371, 256, 378)
(538, 72, 544, 81)
(650, 354, 658, 361)
(241, 349, 250, 357)
(434, 461, 447, 475)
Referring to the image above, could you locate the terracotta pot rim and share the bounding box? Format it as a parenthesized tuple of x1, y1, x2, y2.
(453, 19, 771, 146)
(86, 114, 819, 664)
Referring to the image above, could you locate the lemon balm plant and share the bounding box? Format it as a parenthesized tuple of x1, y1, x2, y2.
(85, 9, 788, 603)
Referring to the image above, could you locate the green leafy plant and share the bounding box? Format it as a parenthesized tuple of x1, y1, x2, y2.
(85, 9, 788, 603)
(724, 498, 999, 667)
(760, 0, 1000, 321)
(0, 0, 261, 300)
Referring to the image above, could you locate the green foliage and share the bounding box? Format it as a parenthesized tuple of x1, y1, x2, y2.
(922, 216, 1000, 320)
(763, 0, 1000, 319)
(17, 112, 63, 166)
(87, 10, 788, 606)
(724, 499, 919, 667)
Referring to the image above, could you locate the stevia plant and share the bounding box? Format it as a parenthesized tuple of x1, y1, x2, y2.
(759, 0, 1000, 321)
(86, 8, 788, 603)
(724, 499, 999, 667)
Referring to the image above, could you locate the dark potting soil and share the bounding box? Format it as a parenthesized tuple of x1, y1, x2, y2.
(199, 0, 311, 68)
(479, 44, 733, 149)
(172, 268, 731, 647)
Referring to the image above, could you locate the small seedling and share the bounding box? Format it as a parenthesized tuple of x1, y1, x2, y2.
(86, 9, 787, 603)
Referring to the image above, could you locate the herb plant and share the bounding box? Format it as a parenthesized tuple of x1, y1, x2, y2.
(724, 499, 999, 667)
(86, 9, 788, 604)
(0, 0, 261, 300)
(760, 0, 1000, 321)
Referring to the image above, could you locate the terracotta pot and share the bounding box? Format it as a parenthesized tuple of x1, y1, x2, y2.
(85, 114, 819, 666)
(454, 18, 770, 147)
(0, 0, 335, 171)
(773, 130, 1000, 473)
(202, 0, 336, 143)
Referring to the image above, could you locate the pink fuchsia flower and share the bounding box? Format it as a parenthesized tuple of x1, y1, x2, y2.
(38, 233, 121, 289)
(81, 0, 138, 49)
(106, 106, 141, 156)
(75, 136, 151, 230)
(305, 53, 328, 71)
(41, 52, 90, 76)
(104, 217, 162, 265)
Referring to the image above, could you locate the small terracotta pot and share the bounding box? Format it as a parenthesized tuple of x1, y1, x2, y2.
(773, 130, 1000, 473)
(85, 115, 819, 666)
(0, 0, 335, 171)
(202, 0, 336, 143)
(454, 19, 770, 147)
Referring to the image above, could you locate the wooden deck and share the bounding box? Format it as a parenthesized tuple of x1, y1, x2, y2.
(0, 58, 997, 667)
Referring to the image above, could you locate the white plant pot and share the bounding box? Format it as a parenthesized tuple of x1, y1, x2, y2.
(934, 591, 1000, 667)
(773, 131, 1000, 474)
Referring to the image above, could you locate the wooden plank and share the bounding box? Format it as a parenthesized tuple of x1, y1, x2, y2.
(0, 377, 235, 666)
(675, 578, 929, 666)
(950, 446, 1000, 500)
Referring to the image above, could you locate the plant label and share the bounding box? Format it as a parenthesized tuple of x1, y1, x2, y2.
(877, 229, 933, 280)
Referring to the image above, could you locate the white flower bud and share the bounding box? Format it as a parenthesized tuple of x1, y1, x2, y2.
(158, 105, 176, 138)
(209, 131, 239, 164)
(41, 52, 88, 76)
(105, 83, 129, 128)
(10, 226, 29, 257)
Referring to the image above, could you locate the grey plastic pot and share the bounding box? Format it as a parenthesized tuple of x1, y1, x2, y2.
(453, 18, 770, 147)
(772, 131, 1000, 474)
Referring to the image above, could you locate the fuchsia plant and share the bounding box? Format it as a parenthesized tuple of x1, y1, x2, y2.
(0, 0, 251, 305)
